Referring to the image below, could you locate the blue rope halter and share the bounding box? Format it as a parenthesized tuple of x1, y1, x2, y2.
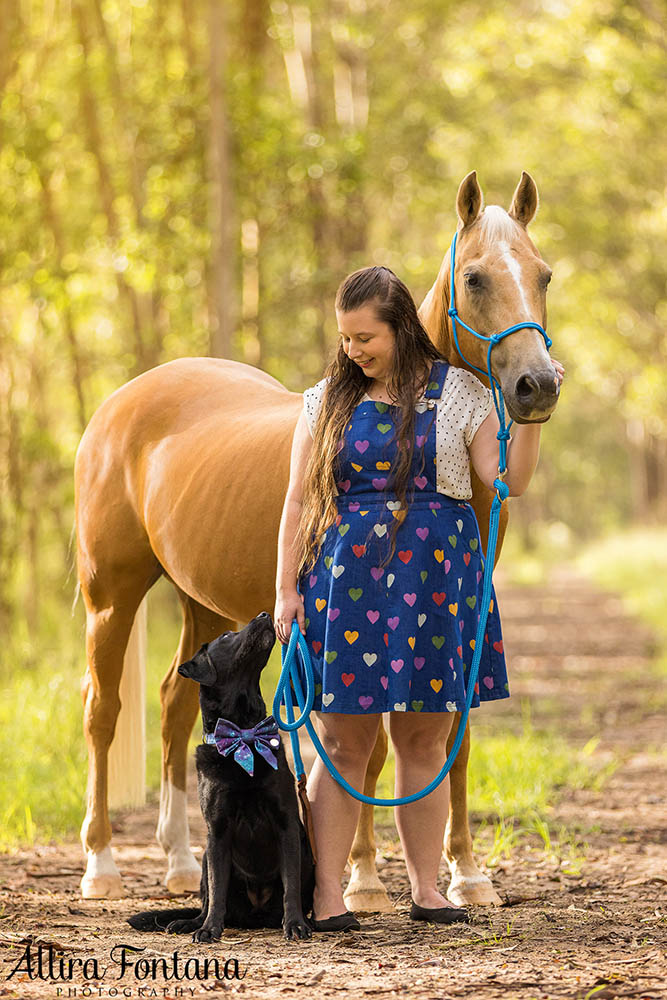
(273, 229, 553, 806)
(447, 230, 552, 472)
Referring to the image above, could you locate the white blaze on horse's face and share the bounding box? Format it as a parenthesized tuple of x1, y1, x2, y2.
(498, 237, 532, 316)
(451, 171, 558, 424)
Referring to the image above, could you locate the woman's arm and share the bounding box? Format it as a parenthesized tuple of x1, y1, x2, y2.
(274, 409, 314, 643)
(469, 416, 540, 497)
(468, 359, 564, 497)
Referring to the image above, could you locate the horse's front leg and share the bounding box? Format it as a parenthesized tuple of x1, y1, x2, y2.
(343, 723, 394, 913)
(444, 718, 501, 905)
(445, 469, 505, 905)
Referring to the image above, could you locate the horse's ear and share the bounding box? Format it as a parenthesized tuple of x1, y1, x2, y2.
(508, 171, 539, 227)
(456, 171, 484, 228)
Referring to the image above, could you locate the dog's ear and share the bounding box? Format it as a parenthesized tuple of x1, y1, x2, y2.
(178, 645, 217, 686)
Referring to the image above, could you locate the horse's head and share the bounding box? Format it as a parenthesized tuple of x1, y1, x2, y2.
(421, 171, 558, 424)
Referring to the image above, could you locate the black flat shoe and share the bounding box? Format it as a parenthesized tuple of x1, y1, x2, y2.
(409, 901, 469, 924)
(310, 911, 361, 932)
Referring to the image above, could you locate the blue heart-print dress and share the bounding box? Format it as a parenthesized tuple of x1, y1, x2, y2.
(297, 360, 509, 714)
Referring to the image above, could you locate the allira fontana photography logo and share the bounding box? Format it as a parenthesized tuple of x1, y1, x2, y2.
(4, 942, 247, 995)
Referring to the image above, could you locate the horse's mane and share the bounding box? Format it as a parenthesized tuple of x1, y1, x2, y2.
(477, 205, 519, 245)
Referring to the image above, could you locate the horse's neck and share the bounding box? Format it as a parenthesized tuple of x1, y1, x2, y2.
(418, 254, 456, 363)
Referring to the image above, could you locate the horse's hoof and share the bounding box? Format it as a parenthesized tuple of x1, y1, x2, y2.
(166, 867, 201, 895)
(447, 876, 502, 907)
(343, 886, 395, 914)
(81, 873, 124, 899)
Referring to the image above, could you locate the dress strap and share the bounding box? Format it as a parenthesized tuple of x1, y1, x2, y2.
(423, 360, 449, 399)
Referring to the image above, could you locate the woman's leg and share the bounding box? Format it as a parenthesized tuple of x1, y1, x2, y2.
(389, 711, 455, 907)
(307, 711, 382, 919)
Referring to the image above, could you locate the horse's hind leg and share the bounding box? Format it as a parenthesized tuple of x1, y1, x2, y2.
(444, 718, 502, 905)
(80, 555, 161, 899)
(343, 724, 394, 913)
(156, 589, 233, 894)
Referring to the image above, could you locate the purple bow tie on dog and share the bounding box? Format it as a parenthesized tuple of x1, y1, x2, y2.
(204, 716, 281, 776)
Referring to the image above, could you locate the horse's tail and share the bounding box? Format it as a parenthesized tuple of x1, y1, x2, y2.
(127, 907, 201, 932)
(108, 598, 147, 809)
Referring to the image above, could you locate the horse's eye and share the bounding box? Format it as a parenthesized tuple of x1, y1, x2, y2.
(541, 271, 552, 288)
(465, 272, 481, 289)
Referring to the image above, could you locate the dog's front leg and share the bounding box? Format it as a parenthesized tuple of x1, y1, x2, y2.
(280, 819, 312, 941)
(193, 830, 232, 943)
(166, 852, 208, 935)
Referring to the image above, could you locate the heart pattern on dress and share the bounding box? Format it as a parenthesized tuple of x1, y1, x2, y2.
(298, 359, 508, 715)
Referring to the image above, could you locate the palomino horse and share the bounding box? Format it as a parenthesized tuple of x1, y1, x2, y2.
(76, 171, 558, 903)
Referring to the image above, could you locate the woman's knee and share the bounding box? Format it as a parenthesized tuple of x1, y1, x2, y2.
(389, 712, 454, 763)
(316, 713, 381, 768)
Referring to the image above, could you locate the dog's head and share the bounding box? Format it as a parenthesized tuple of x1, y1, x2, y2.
(178, 612, 276, 728)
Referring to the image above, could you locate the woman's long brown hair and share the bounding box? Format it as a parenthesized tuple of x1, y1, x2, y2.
(296, 266, 443, 578)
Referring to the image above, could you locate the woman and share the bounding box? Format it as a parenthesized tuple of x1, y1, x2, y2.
(274, 266, 563, 931)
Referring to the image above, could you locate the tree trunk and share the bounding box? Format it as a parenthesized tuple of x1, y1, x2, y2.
(627, 419, 650, 521)
(0, 0, 20, 95)
(207, 0, 236, 359)
(0, 327, 21, 629)
(291, 4, 331, 366)
(36, 166, 88, 433)
(240, 0, 269, 367)
(73, 0, 155, 373)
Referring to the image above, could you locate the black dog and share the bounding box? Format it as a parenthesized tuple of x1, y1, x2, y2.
(128, 612, 314, 941)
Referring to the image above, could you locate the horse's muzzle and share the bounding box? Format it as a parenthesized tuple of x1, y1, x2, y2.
(504, 367, 560, 424)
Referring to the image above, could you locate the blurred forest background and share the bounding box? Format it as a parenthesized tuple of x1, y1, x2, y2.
(0, 0, 665, 842)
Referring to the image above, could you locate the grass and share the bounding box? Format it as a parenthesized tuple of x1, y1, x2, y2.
(434, 919, 525, 950)
(574, 526, 667, 645)
(468, 704, 616, 816)
(0, 580, 183, 850)
(1, 524, 661, 851)
(1, 615, 609, 850)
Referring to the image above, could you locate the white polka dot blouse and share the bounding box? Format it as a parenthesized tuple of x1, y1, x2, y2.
(302, 366, 494, 500)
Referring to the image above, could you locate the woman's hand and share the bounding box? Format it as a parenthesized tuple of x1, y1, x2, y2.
(551, 357, 565, 391)
(274, 588, 306, 644)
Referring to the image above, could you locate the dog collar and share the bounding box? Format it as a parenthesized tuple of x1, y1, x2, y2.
(204, 715, 281, 776)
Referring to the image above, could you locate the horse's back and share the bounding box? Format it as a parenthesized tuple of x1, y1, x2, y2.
(75, 358, 304, 616)
(81, 357, 298, 439)
(76, 357, 302, 480)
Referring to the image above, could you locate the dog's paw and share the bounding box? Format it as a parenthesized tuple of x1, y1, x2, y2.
(284, 917, 312, 941)
(167, 918, 203, 934)
(192, 925, 223, 943)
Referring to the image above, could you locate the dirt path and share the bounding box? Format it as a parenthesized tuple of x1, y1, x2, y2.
(1, 566, 665, 1000)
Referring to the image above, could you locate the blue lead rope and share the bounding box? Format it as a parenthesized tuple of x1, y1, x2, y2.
(272, 228, 552, 806)
(273, 475, 508, 806)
